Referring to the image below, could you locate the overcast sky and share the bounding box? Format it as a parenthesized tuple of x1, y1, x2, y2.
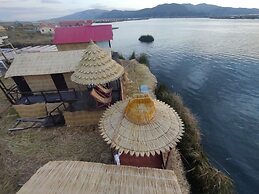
(1, 0, 259, 21)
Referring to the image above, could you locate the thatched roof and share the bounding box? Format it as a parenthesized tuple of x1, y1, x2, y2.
(5, 50, 84, 78)
(99, 95, 184, 157)
(17, 161, 182, 194)
(71, 41, 124, 85)
(0, 25, 5, 32)
(120, 60, 157, 98)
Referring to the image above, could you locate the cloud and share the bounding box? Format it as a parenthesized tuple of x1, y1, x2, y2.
(88, 3, 114, 10)
(41, 0, 61, 3)
(88, 3, 137, 11)
(0, 7, 77, 21)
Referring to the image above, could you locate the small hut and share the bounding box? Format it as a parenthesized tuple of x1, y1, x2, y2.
(0, 25, 5, 32)
(68, 41, 124, 109)
(39, 23, 55, 34)
(99, 94, 184, 169)
(2, 42, 124, 126)
(71, 41, 124, 85)
(3, 50, 84, 104)
(17, 161, 183, 194)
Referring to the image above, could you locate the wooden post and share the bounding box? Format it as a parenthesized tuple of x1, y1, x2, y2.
(0, 48, 9, 63)
(0, 79, 15, 104)
(41, 91, 48, 103)
(57, 90, 63, 101)
(7, 41, 16, 53)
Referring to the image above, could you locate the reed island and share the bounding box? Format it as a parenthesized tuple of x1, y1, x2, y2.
(0, 22, 233, 194)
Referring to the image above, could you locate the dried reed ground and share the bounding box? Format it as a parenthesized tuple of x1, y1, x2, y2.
(6, 27, 52, 48)
(0, 61, 190, 194)
(0, 118, 113, 194)
(0, 78, 113, 193)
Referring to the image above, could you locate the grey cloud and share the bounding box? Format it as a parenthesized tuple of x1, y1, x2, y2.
(0, 7, 76, 21)
(41, 0, 61, 4)
(88, 3, 114, 10)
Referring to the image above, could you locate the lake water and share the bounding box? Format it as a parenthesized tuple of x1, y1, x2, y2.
(111, 18, 259, 194)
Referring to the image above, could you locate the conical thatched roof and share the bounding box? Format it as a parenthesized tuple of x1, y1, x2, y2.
(99, 94, 184, 157)
(71, 41, 124, 85)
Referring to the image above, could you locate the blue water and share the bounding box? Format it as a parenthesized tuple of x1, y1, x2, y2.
(111, 18, 259, 194)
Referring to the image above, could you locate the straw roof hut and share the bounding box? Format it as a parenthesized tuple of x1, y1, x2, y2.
(99, 94, 184, 157)
(5, 50, 84, 78)
(0, 25, 6, 32)
(71, 41, 124, 85)
(17, 161, 182, 194)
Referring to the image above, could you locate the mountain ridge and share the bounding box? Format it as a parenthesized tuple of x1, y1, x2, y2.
(48, 3, 259, 21)
(49, 9, 108, 21)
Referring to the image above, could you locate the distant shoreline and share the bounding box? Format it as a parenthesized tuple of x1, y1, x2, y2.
(1, 16, 259, 24)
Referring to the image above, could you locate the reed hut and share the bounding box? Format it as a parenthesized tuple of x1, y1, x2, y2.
(39, 23, 55, 34)
(71, 41, 124, 85)
(2, 42, 124, 126)
(4, 50, 83, 100)
(17, 161, 183, 194)
(2, 50, 83, 106)
(0, 25, 5, 32)
(99, 94, 184, 169)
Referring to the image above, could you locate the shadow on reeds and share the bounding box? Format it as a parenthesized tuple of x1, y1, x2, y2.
(155, 84, 234, 194)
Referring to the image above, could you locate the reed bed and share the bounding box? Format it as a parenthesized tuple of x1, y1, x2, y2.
(120, 59, 157, 98)
(165, 147, 190, 194)
(155, 85, 234, 194)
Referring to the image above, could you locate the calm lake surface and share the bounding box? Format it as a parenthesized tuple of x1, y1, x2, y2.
(112, 18, 259, 194)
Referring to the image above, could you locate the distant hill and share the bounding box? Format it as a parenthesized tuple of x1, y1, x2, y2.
(183, 3, 259, 17)
(49, 3, 259, 21)
(50, 9, 108, 21)
(100, 4, 200, 19)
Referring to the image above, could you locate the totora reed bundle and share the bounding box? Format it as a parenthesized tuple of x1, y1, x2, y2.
(155, 85, 234, 194)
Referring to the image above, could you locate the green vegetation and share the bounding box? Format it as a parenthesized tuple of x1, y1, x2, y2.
(129, 51, 136, 60)
(117, 53, 125, 60)
(138, 35, 154, 43)
(137, 53, 150, 67)
(128, 51, 150, 66)
(156, 85, 234, 194)
(0, 122, 113, 194)
(6, 27, 52, 48)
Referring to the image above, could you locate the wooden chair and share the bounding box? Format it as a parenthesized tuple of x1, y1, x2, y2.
(95, 85, 112, 97)
(90, 88, 112, 108)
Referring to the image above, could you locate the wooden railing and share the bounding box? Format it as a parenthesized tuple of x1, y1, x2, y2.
(0, 79, 19, 104)
(19, 88, 78, 104)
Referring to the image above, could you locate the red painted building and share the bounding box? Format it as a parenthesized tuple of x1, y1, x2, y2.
(53, 25, 113, 52)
